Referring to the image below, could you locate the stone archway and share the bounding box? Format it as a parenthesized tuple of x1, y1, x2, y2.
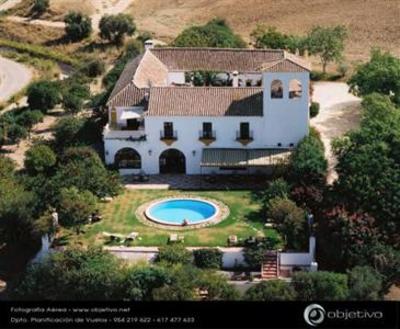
(159, 149, 186, 174)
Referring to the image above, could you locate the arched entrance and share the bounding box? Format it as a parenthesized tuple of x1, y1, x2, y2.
(159, 149, 186, 174)
(115, 148, 141, 169)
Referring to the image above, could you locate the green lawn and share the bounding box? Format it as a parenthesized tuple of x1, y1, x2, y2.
(61, 189, 281, 247)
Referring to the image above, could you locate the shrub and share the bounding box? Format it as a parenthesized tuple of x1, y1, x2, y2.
(156, 245, 193, 265)
(64, 11, 92, 41)
(32, 0, 49, 16)
(24, 144, 57, 175)
(58, 187, 98, 232)
(309, 102, 320, 118)
(99, 14, 136, 45)
(80, 59, 105, 78)
(6, 124, 28, 143)
(243, 237, 281, 269)
(27, 81, 61, 112)
(268, 197, 306, 250)
(292, 271, 349, 301)
(193, 249, 223, 269)
(245, 280, 296, 301)
(16, 110, 44, 128)
(337, 62, 349, 77)
(348, 266, 382, 300)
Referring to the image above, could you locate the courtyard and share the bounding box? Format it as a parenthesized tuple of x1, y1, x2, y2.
(59, 189, 281, 247)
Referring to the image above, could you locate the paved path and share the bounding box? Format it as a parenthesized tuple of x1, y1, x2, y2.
(311, 82, 361, 184)
(0, 56, 32, 103)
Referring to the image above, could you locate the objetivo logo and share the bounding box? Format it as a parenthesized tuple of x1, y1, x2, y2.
(304, 304, 326, 327)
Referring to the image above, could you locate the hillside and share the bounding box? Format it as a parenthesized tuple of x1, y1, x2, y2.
(129, 0, 400, 63)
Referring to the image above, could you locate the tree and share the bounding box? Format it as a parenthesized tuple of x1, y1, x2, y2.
(0, 176, 35, 244)
(348, 266, 382, 300)
(64, 11, 92, 41)
(27, 81, 61, 113)
(193, 248, 223, 269)
(262, 178, 290, 212)
(0, 156, 16, 179)
(156, 244, 193, 265)
(333, 94, 400, 242)
(58, 187, 97, 233)
(24, 144, 56, 175)
(173, 19, 246, 48)
(268, 197, 306, 250)
(245, 280, 296, 301)
(99, 14, 136, 45)
(196, 270, 239, 300)
(288, 128, 327, 185)
(251, 25, 290, 49)
(122, 265, 171, 301)
(16, 110, 44, 129)
(348, 49, 400, 104)
(316, 206, 379, 271)
(13, 248, 125, 300)
(292, 271, 349, 301)
(53, 147, 121, 198)
(31, 0, 49, 16)
(307, 25, 347, 73)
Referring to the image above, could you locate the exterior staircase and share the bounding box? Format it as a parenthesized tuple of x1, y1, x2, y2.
(261, 251, 279, 280)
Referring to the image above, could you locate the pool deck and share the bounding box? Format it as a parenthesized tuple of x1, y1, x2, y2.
(124, 174, 269, 190)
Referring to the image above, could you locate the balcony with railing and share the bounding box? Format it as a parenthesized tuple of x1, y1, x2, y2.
(236, 130, 254, 145)
(199, 130, 216, 143)
(160, 130, 178, 142)
(103, 124, 147, 142)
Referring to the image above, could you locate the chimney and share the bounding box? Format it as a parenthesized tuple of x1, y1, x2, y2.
(144, 39, 154, 51)
(232, 71, 239, 87)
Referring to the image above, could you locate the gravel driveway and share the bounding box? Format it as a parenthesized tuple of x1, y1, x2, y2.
(311, 82, 361, 184)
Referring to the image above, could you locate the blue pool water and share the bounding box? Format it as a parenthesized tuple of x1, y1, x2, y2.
(147, 199, 217, 225)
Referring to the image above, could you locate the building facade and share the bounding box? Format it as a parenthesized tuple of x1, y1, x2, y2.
(104, 43, 311, 175)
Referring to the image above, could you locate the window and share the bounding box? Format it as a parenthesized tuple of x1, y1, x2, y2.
(164, 122, 173, 138)
(202, 122, 212, 138)
(240, 122, 250, 139)
(289, 79, 302, 99)
(271, 80, 283, 98)
(115, 148, 141, 169)
(126, 119, 140, 130)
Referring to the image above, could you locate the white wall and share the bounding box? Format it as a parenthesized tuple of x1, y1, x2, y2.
(263, 72, 309, 147)
(105, 115, 269, 175)
(167, 72, 186, 85)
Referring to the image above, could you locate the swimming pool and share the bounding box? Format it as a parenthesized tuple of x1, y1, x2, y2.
(145, 198, 219, 226)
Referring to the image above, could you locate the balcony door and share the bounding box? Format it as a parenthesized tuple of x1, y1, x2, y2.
(240, 122, 250, 139)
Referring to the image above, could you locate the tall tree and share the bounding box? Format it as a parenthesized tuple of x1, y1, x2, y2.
(99, 14, 136, 45)
(307, 25, 347, 73)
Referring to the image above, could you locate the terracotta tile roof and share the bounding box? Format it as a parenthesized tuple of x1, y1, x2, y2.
(146, 87, 263, 117)
(150, 47, 285, 72)
(107, 84, 148, 108)
(259, 52, 311, 72)
(108, 55, 143, 104)
(133, 51, 169, 88)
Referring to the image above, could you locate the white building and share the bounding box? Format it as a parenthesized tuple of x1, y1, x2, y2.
(104, 43, 311, 175)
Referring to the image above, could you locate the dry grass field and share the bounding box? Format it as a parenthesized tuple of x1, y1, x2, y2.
(129, 0, 400, 63)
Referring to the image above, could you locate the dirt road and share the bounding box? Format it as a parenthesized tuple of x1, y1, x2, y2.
(311, 82, 361, 184)
(0, 56, 32, 103)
